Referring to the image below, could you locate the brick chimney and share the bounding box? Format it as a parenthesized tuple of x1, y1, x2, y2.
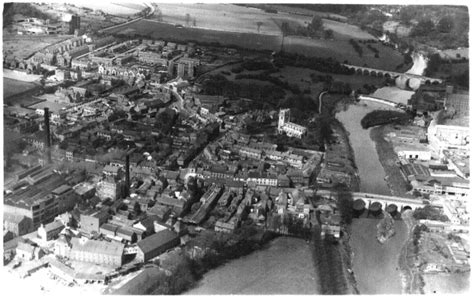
(44, 108, 52, 163)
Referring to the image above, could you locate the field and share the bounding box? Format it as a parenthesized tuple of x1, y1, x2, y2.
(154, 3, 283, 35)
(323, 19, 375, 40)
(349, 218, 408, 294)
(153, 3, 374, 41)
(281, 37, 405, 70)
(3, 34, 72, 60)
(108, 19, 404, 71)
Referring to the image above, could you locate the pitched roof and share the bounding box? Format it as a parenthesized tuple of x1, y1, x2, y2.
(43, 220, 65, 232)
(136, 229, 179, 255)
(70, 238, 124, 257)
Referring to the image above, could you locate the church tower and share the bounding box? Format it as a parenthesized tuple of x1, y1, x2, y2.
(278, 109, 290, 133)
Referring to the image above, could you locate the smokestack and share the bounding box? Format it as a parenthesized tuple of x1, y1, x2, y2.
(44, 108, 52, 164)
(125, 153, 130, 196)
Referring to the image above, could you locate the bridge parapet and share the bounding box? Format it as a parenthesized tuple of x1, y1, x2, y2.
(342, 64, 443, 84)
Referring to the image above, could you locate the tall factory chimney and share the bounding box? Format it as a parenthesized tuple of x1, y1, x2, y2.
(125, 153, 131, 197)
(44, 107, 52, 164)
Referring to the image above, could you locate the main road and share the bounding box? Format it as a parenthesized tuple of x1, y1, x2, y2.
(98, 2, 155, 34)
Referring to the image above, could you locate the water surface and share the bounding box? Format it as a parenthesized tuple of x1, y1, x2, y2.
(185, 237, 320, 294)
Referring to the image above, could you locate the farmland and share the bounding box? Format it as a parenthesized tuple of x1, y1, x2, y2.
(3, 34, 73, 60)
(108, 19, 405, 71)
(153, 3, 283, 36)
(152, 3, 374, 41)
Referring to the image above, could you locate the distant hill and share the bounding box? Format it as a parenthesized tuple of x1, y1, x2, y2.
(3, 2, 55, 26)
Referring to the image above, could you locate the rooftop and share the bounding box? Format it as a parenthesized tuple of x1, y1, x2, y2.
(4, 173, 67, 209)
(136, 229, 179, 254)
(70, 237, 124, 257)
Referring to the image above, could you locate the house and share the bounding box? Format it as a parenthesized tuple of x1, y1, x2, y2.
(133, 214, 161, 236)
(136, 229, 180, 262)
(16, 241, 38, 260)
(319, 205, 341, 239)
(214, 219, 238, 233)
(37, 220, 65, 241)
(116, 227, 137, 243)
(3, 213, 34, 237)
(80, 210, 109, 235)
(147, 204, 172, 222)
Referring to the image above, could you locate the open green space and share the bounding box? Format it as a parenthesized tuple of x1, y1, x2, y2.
(106, 19, 405, 71)
(3, 78, 42, 106)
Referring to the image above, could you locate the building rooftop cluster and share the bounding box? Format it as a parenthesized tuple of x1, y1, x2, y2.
(3, 8, 470, 291)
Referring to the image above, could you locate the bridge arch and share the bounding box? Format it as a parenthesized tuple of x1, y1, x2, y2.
(356, 68, 363, 75)
(370, 70, 377, 77)
(368, 201, 383, 216)
(363, 69, 370, 76)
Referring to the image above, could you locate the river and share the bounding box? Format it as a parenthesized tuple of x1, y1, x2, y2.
(336, 51, 429, 294)
(184, 237, 320, 295)
(349, 218, 408, 294)
(336, 101, 393, 195)
(406, 52, 428, 76)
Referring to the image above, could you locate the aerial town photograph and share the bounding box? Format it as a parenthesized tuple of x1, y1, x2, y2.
(1, 0, 470, 295)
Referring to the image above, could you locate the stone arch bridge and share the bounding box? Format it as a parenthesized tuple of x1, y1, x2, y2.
(343, 64, 443, 85)
(316, 190, 427, 213)
(352, 192, 426, 212)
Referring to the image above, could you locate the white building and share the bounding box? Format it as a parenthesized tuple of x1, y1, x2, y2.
(277, 109, 307, 138)
(395, 146, 432, 161)
(427, 121, 470, 154)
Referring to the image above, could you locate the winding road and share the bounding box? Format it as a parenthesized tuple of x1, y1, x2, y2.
(318, 91, 328, 114)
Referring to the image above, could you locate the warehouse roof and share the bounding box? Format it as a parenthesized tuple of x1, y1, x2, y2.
(70, 237, 124, 257)
(136, 229, 179, 255)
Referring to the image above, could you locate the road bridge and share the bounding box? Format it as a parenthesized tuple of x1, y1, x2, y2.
(353, 192, 426, 212)
(342, 64, 443, 85)
(316, 190, 427, 212)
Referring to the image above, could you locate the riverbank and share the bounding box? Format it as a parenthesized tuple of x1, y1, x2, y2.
(370, 125, 413, 197)
(398, 210, 425, 294)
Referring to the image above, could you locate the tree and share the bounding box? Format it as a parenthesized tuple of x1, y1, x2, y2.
(281, 21, 291, 35)
(256, 21, 263, 34)
(133, 201, 141, 215)
(323, 29, 334, 39)
(437, 16, 454, 33)
(185, 13, 191, 26)
(410, 18, 435, 37)
(155, 7, 163, 22)
(399, 6, 415, 25)
(310, 15, 324, 32)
